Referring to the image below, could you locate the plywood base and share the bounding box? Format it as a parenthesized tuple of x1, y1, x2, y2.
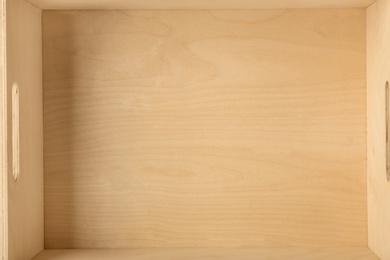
(43, 9, 366, 249)
(32, 248, 379, 260)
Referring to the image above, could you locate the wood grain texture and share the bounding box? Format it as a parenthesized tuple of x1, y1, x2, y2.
(32, 248, 380, 260)
(0, 0, 7, 258)
(43, 10, 367, 249)
(6, 0, 44, 259)
(28, 0, 376, 10)
(367, 0, 390, 259)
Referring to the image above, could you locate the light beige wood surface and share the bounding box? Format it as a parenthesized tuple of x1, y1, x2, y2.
(28, 0, 376, 10)
(0, 0, 7, 259)
(367, 0, 390, 259)
(32, 248, 380, 260)
(6, 0, 44, 259)
(43, 10, 367, 249)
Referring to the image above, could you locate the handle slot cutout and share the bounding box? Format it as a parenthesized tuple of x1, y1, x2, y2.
(386, 81, 390, 182)
(12, 83, 19, 182)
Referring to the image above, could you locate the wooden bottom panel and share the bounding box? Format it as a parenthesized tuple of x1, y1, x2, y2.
(32, 248, 379, 260)
(42, 9, 366, 249)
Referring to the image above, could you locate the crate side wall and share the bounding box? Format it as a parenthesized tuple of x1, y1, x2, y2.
(367, 0, 390, 259)
(6, 0, 44, 259)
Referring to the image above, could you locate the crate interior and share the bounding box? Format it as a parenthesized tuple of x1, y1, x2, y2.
(41, 8, 370, 253)
(6, 0, 390, 259)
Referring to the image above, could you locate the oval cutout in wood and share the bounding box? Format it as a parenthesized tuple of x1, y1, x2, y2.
(386, 81, 390, 182)
(12, 83, 20, 182)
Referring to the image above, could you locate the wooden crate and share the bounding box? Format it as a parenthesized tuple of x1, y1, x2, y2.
(1, 0, 389, 259)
